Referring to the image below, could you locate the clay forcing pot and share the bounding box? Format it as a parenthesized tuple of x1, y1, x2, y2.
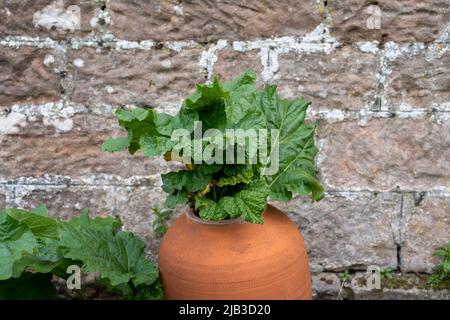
(158, 204, 312, 300)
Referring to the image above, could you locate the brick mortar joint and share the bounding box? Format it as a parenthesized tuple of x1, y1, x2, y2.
(1, 180, 449, 198)
(2, 100, 449, 131)
(0, 33, 447, 53)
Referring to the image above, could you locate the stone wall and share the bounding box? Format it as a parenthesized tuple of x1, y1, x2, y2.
(0, 0, 449, 299)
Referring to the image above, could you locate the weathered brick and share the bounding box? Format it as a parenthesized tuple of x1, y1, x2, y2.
(387, 50, 450, 110)
(272, 192, 399, 271)
(274, 46, 378, 111)
(401, 194, 450, 273)
(317, 118, 450, 191)
(213, 48, 263, 86)
(67, 47, 204, 106)
(108, 0, 322, 42)
(0, 131, 172, 179)
(0, 47, 60, 106)
(0, 0, 101, 38)
(328, 0, 450, 43)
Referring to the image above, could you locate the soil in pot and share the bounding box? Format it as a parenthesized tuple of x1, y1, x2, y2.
(158, 204, 312, 300)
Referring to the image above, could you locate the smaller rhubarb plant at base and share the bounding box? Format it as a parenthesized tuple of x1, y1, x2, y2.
(0, 205, 162, 300)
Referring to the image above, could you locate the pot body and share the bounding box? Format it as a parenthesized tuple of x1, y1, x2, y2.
(158, 204, 312, 300)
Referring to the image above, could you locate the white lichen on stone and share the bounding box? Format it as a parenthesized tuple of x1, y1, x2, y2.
(43, 54, 55, 66)
(164, 40, 198, 52)
(0, 112, 27, 134)
(90, 7, 112, 28)
(384, 42, 425, 62)
(68, 37, 99, 50)
(173, 5, 184, 15)
(33, 0, 81, 32)
(3, 7, 11, 16)
(355, 41, 380, 54)
(160, 59, 172, 68)
(199, 39, 228, 81)
(3, 101, 87, 132)
(396, 103, 427, 119)
(425, 43, 450, 62)
(0, 36, 57, 49)
(0, 174, 161, 189)
(431, 102, 450, 124)
(43, 117, 74, 132)
(114, 39, 154, 50)
(105, 85, 114, 94)
(436, 21, 450, 44)
(90, 16, 99, 28)
(72, 58, 84, 68)
(308, 108, 347, 123)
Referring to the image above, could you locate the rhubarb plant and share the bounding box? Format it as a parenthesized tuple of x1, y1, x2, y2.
(103, 70, 324, 224)
(0, 205, 162, 300)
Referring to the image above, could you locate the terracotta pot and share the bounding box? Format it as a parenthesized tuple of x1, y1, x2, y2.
(158, 204, 312, 300)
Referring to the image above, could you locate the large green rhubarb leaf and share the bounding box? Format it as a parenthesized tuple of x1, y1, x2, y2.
(260, 85, 324, 202)
(60, 217, 158, 288)
(0, 215, 37, 280)
(195, 179, 269, 224)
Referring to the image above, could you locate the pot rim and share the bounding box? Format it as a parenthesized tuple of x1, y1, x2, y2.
(185, 208, 247, 225)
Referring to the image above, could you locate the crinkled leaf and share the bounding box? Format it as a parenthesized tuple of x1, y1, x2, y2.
(32, 204, 48, 216)
(195, 197, 229, 221)
(196, 179, 269, 224)
(65, 209, 122, 231)
(140, 133, 173, 157)
(270, 167, 324, 202)
(6, 209, 60, 239)
(132, 279, 164, 300)
(224, 84, 265, 130)
(165, 191, 189, 209)
(162, 170, 211, 193)
(131, 108, 150, 121)
(218, 165, 254, 187)
(0, 208, 69, 278)
(154, 109, 198, 136)
(261, 85, 324, 202)
(12, 237, 63, 275)
(98, 277, 163, 300)
(184, 77, 229, 111)
(110, 108, 159, 155)
(198, 163, 223, 175)
(116, 109, 136, 122)
(223, 69, 257, 91)
(102, 135, 132, 153)
(60, 219, 158, 288)
(0, 216, 37, 280)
